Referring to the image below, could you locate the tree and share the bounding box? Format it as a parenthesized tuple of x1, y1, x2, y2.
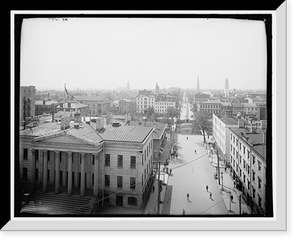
(144, 107, 154, 119)
(166, 106, 180, 120)
(192, 111, 212, 143)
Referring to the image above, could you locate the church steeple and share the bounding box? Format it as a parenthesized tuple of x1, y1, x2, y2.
(126, 80, 130, 90)
(155, 82, 160, 95)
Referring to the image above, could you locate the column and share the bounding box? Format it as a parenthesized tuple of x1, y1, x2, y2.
(93, 153, 99, 197)
(62, 152, 67, 187)
(80, 153, 86, 197)
(74, 153, 79, 188)
(38, 150, 43, 185)
(67, 151, 73, 195)
(49, 151, 55, 185)
(55, 151, 60, 194)
(43, 150, 48, 193)
(86, 154, 91, 189)
(31, 149, 36, 190)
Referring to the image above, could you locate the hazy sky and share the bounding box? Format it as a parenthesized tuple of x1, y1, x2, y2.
(20, 17, 267, 91)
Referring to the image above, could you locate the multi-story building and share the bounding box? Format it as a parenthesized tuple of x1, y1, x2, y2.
(19, 118, 155, 212)
(20, 86, 36, 127)
(73, 95, 112, 117)
(198, 100, 222, 114)
(119, 99, 136, 115)
(194, 92, 210, 103)
(35, 100, 59, 116)
(136, 95, 155, 114)
(154, 101, 176, 114)
(228, 121, 267, 215)
(242, 103, 257, 115)
(212, 113, 239, 165)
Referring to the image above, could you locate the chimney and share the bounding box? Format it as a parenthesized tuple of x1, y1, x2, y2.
(238, 119, 245, 128)
(250, 125, 257, 134)
(60, 116, 71, 130)
(96, 117, 105, 132)
(260, 120, 267, 130)
(262, 132, 266, 145)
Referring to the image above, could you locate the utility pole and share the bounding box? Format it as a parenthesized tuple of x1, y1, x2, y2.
(216, 148, 220, 185)
(239, 194, 242, 215)
(157, 159, 161, 215)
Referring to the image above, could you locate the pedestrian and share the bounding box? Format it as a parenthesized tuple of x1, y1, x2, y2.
(186, 137, 188, 140)
(170, 169, 172, 175)
(182, 209, 185, 215)
(195, 149, 197, 154)
(206, 185, 209, 192)
(187, 193, 189, 201)
(210, 192, 212, 199)
(152, 185, 155, 193)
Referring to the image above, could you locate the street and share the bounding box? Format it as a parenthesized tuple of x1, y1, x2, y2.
(164, 134, 228, 215)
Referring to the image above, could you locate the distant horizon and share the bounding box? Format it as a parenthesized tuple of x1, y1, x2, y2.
(20, 18, 267, 91)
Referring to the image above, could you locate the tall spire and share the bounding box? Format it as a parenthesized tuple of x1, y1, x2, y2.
(155, 82, 160, 95)
(126, 80, 130, 90)
(196, 75, 200, 92)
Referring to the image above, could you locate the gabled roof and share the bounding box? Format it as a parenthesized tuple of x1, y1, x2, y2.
(32, 123, 103, 146)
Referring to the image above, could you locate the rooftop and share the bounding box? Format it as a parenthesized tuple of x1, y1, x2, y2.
(73, 95, 111, 102)
(100, 124, 153, 143)
(35, 100, 59, 106)
(229, 127, 267, 160)
(130, 121, 167, 140)
(21, 120, 153, 145)
(57, 102, 88, 109)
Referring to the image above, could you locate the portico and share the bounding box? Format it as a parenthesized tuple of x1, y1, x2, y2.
(29, 130, 104, 198)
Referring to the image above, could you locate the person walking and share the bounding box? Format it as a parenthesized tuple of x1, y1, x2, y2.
(187, 193, 189, 201)
(210, 192, 212, 199)
(182, 209, 185, 215)
(195, 149, 197, 154)
(170, 169, 172, 175)
(206, 185, 209, 192)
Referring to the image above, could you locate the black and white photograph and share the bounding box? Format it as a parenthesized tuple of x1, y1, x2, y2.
(5, 4, 288, 232)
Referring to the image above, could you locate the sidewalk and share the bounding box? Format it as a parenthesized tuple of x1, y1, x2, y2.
(143, 170, 170, 215)
(209, 150, 251, 215)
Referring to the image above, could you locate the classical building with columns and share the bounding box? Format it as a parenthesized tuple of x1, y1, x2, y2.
(19, 118, 154, 211)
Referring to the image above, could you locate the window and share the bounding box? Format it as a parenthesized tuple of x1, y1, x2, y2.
(258, 177, 262, 189)
(22, 167, 28, 179)
(130, 177, 136, 189)
(117, 176, 123, 188)
(128, 197, 137, 206)
(243, 146, 245, 154)
(253, 188, 256, 198)
(252, 170, 256, 181)
(253, 155, 256, 166)
(247, 150, 250, 159)
(23, 148, 28, 160)
(105, 154, 110, 166)
(130, 156, 136, 169)
(258, 194, 262, 207)
(105, 175, 110, 186)
(117, 155, 123, 168)
(258, 160, 262, 171)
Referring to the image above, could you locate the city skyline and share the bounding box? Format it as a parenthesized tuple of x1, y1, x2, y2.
(20, 17, 267, 91)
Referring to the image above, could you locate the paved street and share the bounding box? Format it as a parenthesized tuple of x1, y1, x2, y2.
(164, 134, 228, 215)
